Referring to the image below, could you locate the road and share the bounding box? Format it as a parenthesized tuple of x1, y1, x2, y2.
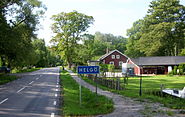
(0, 67, 60, 117)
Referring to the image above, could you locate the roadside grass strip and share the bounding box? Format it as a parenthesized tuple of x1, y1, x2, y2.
(82, 75, 185, 109)
(0, 75, 18, 85)
(60, 70, 114, 116)
(12, 67, 42, 73)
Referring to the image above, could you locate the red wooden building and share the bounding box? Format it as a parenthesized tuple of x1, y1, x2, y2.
(98, 50, 185, 75)
(98, 50, 129, 68)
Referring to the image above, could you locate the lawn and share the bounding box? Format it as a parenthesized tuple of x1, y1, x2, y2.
(60, 70, 114, 116)
(82, 75, 185, 109)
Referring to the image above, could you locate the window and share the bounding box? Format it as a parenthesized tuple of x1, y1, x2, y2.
(103, 60, 105, 64)
(119, 61, 123, 66)
(109, 61, 114, 65)
(116, 55, 120, 59)
(112, 55, 115, 59)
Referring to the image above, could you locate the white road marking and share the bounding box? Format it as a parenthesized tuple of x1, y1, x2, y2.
(56, 85, 58, 88)
(29, 81, 34, 85)
(36, 77, 39, 80)
(55, 94, 57, 97)
(53, 101, 56, 105)
(56, 89, 59, 91)
(51, 113, 55, 117)
(0, 98, 8, 104)
(17, 87, 25, 93)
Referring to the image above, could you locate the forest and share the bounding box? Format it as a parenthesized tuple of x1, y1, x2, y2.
(0, 0, 185, 70)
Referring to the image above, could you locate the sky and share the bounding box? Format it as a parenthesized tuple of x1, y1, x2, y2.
(37, 0, 185, 45)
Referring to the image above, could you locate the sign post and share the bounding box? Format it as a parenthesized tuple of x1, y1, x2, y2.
(77, 66, 100, 104)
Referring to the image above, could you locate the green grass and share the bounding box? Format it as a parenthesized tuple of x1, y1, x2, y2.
(60, 70, 114, 116)
(0, 75, 18, 85)
(0, 67, 41, 85)
(82, 75, 185, 109)
(12, 67, 42, 73)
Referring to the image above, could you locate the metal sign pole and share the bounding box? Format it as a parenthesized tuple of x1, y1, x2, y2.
(95, 74, 97, 95)
(77, 66, 100, 105)
(79, 84, 82, 106)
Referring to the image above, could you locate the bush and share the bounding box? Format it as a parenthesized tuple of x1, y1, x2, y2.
(173, 66, 178, 75)
(108, 64, 115, 72)
(178, 63, 185, 75)
(99, 64, 108, 72)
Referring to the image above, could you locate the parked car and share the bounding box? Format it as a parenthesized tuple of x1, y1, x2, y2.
(0, 66, 11, 73)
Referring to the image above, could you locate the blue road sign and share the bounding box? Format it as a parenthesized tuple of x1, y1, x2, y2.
(77, 66, 100, 74)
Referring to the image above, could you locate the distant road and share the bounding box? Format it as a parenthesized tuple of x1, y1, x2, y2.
(0, 67, 60, 117)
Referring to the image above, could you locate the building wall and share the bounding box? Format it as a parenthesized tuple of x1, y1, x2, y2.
(102, 51, 128, 68)
(127, 59, 140, 75)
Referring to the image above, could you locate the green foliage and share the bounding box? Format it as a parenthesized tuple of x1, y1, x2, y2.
(94, 32, 127, 56)
(0, 75, 18, 85)
(178, 63, 185, 75)
(11, 67, 41, 73)
(180, 49, 185, 56)
(126, 0, 185, 57)
(60, 70, 114, 116)
(108, 64, 115, 72)
(32, 39, 48, 67)
(0, 0, 46, 68)
(173, 66, 178, 75)
(125, 20, 145, 58)
(100, 64, 108, 72)
(51, 11, 94, 68)
(84, 75, 185, 109)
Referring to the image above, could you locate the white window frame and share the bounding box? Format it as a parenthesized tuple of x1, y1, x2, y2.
(119, 61, 123, 66)
(109, 61, 114, 65)
(116, 55, 120, 59)
(111, 55, 115, 59)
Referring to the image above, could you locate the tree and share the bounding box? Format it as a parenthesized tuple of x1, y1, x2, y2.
(138, 0, 185, 56)
(0, 0, 46, 68)
(93, 32, 127, 56)
(125, 20, 145, 58)
(51, 11, 94, 68)
(32, 39, 48, 67)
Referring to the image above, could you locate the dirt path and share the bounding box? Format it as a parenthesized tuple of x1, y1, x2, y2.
(67, 70, 184, 117)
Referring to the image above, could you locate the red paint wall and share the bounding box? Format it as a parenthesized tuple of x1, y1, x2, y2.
(127, 59, 140, 75)
(102, 51, 128, 68)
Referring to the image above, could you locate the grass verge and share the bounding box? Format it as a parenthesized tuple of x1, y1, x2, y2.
(60, 70, 114, 116)
(0, 75, 18, 85)
(12, 67, 42, 73)
(82, 75, 185, 109)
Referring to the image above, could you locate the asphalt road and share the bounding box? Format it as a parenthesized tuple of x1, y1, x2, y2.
(0, 67, 60, 117)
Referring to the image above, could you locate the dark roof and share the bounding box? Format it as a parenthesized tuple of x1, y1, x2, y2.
(131, 56, 185, 66)
(98, 49, 129, 60)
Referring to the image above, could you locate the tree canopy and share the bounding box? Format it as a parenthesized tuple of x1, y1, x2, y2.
(51, 11, 94, 68)
(126, 0, 185, 57)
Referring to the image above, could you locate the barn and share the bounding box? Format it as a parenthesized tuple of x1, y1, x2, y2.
(98, 50, 185, 75)
(128, 56, 185, 75)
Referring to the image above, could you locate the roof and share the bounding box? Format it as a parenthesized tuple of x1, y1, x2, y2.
(98, 50, 129, 60)
(130, 56, 185, 66)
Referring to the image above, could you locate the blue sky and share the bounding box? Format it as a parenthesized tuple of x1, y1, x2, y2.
(37, 0, 185, 45)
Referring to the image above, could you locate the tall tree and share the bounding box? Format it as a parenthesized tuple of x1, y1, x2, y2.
(51, 11, 94, 68)
(125, 19, 145, 58)
(0, 0, 46, 68)
(138, 0, 185, 56)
